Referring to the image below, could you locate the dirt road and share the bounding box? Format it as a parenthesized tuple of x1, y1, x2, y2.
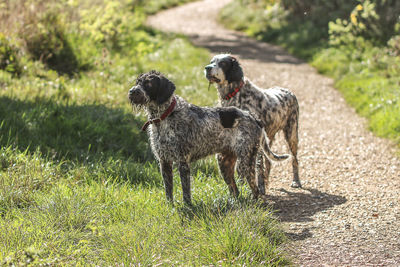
(148, 0, 400, 265)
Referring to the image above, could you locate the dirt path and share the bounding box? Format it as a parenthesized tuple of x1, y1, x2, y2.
(148, 1, 400, 265)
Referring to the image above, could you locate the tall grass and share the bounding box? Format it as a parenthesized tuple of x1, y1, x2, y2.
(0, 0, 289, 264)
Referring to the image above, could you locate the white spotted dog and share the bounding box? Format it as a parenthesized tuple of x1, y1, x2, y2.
(128, 70, 288, 204)
(205, 54, 301, 192)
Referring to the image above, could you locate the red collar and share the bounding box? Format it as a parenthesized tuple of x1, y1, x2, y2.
(224, 80, 244, 100)
(142, 97, 177, 131)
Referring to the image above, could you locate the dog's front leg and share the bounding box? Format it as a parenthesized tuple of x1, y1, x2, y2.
(160, 161, 173, 202)
(178, 162, 191, 204)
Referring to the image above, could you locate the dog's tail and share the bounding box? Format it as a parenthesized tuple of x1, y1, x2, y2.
(260, 131, 290, 161)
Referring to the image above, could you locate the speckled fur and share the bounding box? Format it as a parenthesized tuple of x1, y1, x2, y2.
(205, 54, 301, 191)
(128, 71, 283, 204)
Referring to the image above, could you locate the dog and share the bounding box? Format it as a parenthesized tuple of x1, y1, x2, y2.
(205, 54, 301, 191)
(128, 70, 288, 204)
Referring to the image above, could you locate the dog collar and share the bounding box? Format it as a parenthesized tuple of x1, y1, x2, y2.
(225, 80, 244, 100)
(142, 97, 177, 131)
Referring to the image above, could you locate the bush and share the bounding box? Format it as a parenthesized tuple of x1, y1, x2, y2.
(388, 35, 400, 56)
(18, 7, 80, 75)
(0, 33, 20, 75)
(280, 0, 357, 29)
(329, 1, 379, 48)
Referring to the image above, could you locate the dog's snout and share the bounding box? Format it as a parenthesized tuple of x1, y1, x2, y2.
(129, 86, 140, 96)
(205, 64, 213, 71)
(128, 86, 147, 105)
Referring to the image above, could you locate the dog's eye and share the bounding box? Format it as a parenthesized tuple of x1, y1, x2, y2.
(219, 61, 227, 67)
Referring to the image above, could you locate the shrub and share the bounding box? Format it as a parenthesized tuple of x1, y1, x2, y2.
(329, 0, 400, 47)
(388, 35, 400, 56)
(0, 33, 20, 75)
(79, 1, 155, 52)
(18, 7, 80, 75)
(329, 1, 380, 47)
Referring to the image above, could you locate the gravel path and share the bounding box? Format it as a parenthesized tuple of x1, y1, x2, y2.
(148, 1, 400, 265)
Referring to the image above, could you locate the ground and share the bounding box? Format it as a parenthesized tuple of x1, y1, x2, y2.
(148, 0, 400, 265)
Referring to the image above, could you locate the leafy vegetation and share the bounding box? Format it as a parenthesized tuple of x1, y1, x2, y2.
(220, 0, 400, 145)
(0, 0, 288, 264)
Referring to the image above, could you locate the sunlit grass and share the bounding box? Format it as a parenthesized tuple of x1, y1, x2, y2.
(0, 146, 288, 265)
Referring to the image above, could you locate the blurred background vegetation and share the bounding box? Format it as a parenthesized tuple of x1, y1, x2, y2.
(220, 0, 400, 145)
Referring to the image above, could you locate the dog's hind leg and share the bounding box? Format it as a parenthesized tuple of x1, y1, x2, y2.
(284, 112, 301, 188)
(257, 152, 271, 195)
(217, 153, 239, 197)
(236, 148, 260, 199)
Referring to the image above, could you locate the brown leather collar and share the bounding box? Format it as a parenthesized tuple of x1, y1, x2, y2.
(142, 97, 177, 131)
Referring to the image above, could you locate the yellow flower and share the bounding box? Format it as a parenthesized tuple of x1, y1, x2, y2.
(350, 13, 357, 24)
(356, 4, 363, 11)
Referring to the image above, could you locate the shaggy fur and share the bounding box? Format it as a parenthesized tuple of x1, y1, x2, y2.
(128, 70, 288, 204)
(205, 54, 301, 191)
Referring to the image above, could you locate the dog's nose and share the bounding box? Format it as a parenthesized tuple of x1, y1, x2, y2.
(205, 65, 212, 71)
(129, 86, 140, 96)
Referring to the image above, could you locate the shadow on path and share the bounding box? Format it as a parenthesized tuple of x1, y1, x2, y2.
(265, 187, 347, 223)
(189, 33, 303, 65)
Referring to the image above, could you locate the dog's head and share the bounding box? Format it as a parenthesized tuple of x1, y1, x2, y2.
(204, 54, 243, 84)
(128, 70, 176, 106)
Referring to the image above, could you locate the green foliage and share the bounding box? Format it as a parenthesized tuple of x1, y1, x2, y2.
(388, 35, 400, 55)
(79, 1, 150, 50)
(329, 1, 382, 47)
(280, 0, 357, 25)
(219, 0, 289, 38)
(130, 0, 195, 14)
(0, 33, 20, 75)
(16, 2, 81, 75)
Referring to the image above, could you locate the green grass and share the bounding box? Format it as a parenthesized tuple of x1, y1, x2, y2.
(0, 147, 288, 265)
(312, 46, 400, 144)
(0, 0, 289, 265)
(219, 0, 400, 147)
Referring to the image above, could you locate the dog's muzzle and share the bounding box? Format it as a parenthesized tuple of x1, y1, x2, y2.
(128, 86, 147, 104)
(204, 65, 220, 83)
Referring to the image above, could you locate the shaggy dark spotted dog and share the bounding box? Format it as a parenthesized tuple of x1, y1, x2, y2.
(205, 54, 301, 192)
(128, 70, 288, 204)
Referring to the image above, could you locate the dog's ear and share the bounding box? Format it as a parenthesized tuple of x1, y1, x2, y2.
(157, 75, 176, 104)
(226, 57, 243, 83)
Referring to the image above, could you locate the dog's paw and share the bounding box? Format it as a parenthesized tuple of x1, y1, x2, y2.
(290, 180, 302, 188)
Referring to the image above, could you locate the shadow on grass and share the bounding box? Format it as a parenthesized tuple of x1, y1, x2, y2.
(0, 96, 161, 184)
(0, 96, 150, 161)
(176, 194, 263, 221)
